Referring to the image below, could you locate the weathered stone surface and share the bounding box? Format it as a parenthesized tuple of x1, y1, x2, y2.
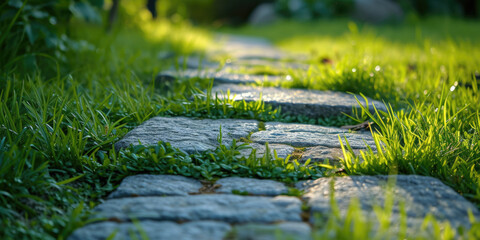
(212, 84, 387, 118)
(216, 35, 284, 60)
(94, 194, 302, 223)
(238, 143, 295, 159)
(216, 177, 288, 196)
(114, 117, 258, 153)
(108, 174, 202, 199)
(231, 59, 311, 71)
(176, 56, 310, 74)
(68, 220, 231, 240)
(251, 122, 376, 149)
(157, 69, 282, 84)
(231, 222, 312, 240)
(300, 146, 365, 163)
(297, 175, 480, 230)
(214, 35, 307, 61)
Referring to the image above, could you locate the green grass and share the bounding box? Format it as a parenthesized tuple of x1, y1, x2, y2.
(1, 5, 480, 239)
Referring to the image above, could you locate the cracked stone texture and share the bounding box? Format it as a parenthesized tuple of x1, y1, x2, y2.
(231, 222, 312, 240)
(114, 117, 258, 153)
(108, 174, 202, 199)
(251, 122, 376, 149)
(212, 84, 387, 118)
(296, 175, 480, 231)
(300, 146, 365, 164)
(68, 220, 231, 240)
(216, 177, 288, 196)
(238, 143, 295, 159)
(94, 194, 302, 223)
(157, 69, 283, 84)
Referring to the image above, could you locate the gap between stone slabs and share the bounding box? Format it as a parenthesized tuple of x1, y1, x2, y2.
(114, 116, 377, 164)
(69, 174, 313, 240)
(69, 174, 480, 240)
(211, 84, 387, 119)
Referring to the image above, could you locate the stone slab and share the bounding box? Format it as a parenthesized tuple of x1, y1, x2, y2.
(211, 35, 308, 61)
(178, 56, 311, 73)
(300, 146, 365, 164)
(238, 143, 295, 159)
(232, 59, 311, 71)
(212, 84, 387, 118)
(94, 194, 302, 223)
(231, 222, 312, 240)
(215, 35, 286, 60)
(251, 122, 376, 149)
(108, 174, 202, 199)
(157, 69, 282, 84)
(296, 175, 480, 231)
(68, 220, 231, 240)
(114, 117, 258, 153)
(216, 177, 288, 196)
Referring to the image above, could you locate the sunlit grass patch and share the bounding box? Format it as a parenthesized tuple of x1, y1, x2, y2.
(340, 92, 480, 204)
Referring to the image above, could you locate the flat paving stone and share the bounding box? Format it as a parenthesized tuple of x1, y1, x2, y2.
(212, 84, 387, 118)
(68, 220, 231, 240)
(114, 117, 258, 153)
(216, 177, 288, 196)
(296, 175, 480, 231)
(231, 59, 311, 71)
(108, 174, 202, 199)
(231, 222, 312, 240)
(215, 35, 289, 61)
(178, 56, 311, 73)
(237, 143, 295, 159)
(251, 122, 376, 149)
(157, 69, 282, 84)
(93, 194, 302, 223)
(300, 146, 365, 164)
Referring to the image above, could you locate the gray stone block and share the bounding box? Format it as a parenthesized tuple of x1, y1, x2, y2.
(251, 122, 376, 149)
(300, 146, 367, 164)
(94, 194, 302, 223)
(108, 174, 203, 199)
(114, 117, 258, 153)
(216, 177, 288, 196)
(230, 222, 312, 240)
(68, 220, 231, 240)
(212, 84, 387, 118)
(297, 175, 480, 231)
(157, 69, 282, 84)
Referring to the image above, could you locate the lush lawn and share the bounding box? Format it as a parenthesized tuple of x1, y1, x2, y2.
(1, 4, 480, 238)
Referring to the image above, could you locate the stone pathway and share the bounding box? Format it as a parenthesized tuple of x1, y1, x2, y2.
(70, 175, 479, 240)
(114, 116, 375, 163)
(70, 35, 480, 239)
